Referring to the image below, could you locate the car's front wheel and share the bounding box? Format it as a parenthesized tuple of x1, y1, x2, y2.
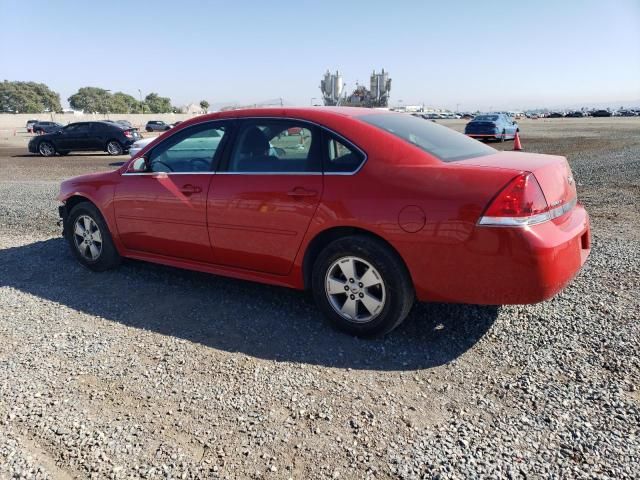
(106, 140, 123, 155)
(65, 202, 121, 271)
(312, 235, 415, 337)
(38, 141, 55, 157)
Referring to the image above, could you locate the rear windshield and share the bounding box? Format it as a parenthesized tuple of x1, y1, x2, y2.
(473, 115, 499, 121)
(359, 113, 496, 162)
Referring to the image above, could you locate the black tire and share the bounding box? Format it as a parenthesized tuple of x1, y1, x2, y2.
(311, 235, 415, 337)
(500, 130, 506, 142)
(65, 201, 121, 272)
(106, 140, 123, 156)
(38, 141, 56, 157)
(146, 127, 153, 132)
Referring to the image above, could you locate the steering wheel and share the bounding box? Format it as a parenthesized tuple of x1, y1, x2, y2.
(152, 160, 174, 172)
(191, 158, 211, 171)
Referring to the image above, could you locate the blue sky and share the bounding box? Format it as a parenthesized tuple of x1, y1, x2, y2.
(1, 0, 639, 110)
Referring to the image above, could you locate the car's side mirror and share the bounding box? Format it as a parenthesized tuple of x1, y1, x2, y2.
(131, 157, 149, 173)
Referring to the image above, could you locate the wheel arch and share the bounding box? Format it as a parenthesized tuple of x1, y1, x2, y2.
(64, 194, 97, 213)
(301, 226, 412, 290)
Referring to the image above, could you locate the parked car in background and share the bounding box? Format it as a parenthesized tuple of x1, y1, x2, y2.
(464, 113, 519, 141)
(29, 121, 140, 157)
(592, 110, 612, 117)
(129, 137, 155, 157)
(548, 112, 564, 118)
(33, 121, 64, 134)
(565, 111, 584, 118)
(145, 120, 171, 132)
(26, 119, 40, 133)
(58, 107, 590, 337)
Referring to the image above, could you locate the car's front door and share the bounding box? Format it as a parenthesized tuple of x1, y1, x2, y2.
(57, 122, 91, 151)
(207, 119, 323, 275)
(113, 121, 230, 262)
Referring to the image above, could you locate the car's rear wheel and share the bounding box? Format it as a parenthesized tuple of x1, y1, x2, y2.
(38, 141, 55, 157)
(106, 140, 123, 155)
(65, 202, 121, 272)
(312, 235, 415, 337)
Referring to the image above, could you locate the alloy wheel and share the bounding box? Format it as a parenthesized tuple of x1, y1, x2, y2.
(325, 256, 386, 323)
(73, 215, 103, 261)
(39, 142, 54, 156)
(107, 141, 122, 155)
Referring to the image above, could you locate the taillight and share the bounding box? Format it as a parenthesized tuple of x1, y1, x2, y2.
(479, 173, 551, 226)
(124, 130, 133, 138)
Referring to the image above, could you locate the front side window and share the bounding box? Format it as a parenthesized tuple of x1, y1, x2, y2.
(148, 123, 226, 173)
(359, 113, 496, 162)
(325, 135, 365, 173)
(228, 120, 320, 173)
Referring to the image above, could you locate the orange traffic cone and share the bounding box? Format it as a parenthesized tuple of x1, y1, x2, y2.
(513, 131, 523, 151)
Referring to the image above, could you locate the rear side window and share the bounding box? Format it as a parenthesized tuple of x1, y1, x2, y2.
(359, 113, 496, 162)
(65, 123, 91, 135)
(324, 135, 365, 173)
(228, 120, 321, 173)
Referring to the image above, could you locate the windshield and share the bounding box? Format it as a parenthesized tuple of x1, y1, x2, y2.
(358, 113, 496, 162)
(473, 115, 499, 122)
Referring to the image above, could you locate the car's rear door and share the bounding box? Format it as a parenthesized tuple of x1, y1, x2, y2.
(113, 121, 230, 263)
(86, 122, 107, 150)
(207, 118, 323, 275)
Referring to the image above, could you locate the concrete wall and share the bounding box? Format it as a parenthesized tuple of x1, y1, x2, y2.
(0, 113, 203, 131)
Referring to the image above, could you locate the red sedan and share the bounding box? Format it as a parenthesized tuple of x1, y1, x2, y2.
(58, 107, 591, 336)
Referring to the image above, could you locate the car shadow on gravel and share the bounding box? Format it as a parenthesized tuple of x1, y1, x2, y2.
(0, 239, 498, 371)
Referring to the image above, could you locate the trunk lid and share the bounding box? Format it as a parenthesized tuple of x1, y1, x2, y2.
(456, 151, 577, 209)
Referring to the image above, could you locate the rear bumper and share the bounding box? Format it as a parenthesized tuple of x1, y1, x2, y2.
(409, 204, 591, 304)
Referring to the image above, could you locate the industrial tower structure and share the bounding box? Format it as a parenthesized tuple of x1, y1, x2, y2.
(320, 69, 391, 108)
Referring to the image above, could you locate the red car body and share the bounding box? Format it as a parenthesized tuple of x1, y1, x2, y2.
(58, 107, 590, 306)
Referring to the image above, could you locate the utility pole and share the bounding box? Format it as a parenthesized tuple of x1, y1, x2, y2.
(104, 89, 111, 119)
(138, 89, 144, 114)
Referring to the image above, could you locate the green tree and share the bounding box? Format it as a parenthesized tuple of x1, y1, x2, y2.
(110, 92, 140, 114)
(144, 92, 173, 113)
(68, 87, 112, 114)
(0, 80, 62, 113)
(200, 100, 209, 112)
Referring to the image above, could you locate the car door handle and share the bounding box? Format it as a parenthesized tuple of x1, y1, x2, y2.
(180, 184, 202, 195)
(287, 187, 318, 197)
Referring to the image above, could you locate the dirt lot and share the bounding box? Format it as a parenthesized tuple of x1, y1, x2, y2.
(0, 118, 639, 479)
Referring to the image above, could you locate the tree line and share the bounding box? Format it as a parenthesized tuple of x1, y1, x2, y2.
(1, 81, 209, 114)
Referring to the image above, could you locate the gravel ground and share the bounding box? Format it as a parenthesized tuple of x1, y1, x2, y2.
(0, 118, 638, 478)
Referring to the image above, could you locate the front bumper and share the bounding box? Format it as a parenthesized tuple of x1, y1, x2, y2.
(58, 204, 68, 235)
(408, 204, 591, 304)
